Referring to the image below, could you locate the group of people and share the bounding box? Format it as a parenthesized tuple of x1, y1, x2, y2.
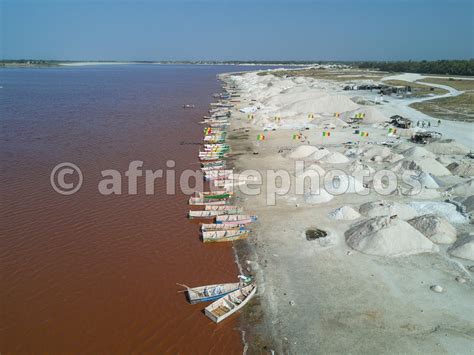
(416, 119, 441, 128)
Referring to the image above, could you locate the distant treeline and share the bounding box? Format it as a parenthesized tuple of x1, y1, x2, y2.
(357, 60, 474, 76)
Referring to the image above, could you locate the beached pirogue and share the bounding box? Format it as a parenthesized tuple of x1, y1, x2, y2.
(180, 88, 258, 322)
(204, 283, 257, 323)
(178, 276, 256, 323)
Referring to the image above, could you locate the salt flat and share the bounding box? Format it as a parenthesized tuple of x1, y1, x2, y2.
(221, 69, 474, 353)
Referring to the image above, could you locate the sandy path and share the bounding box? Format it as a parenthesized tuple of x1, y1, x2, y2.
(378, 76, 473, 149)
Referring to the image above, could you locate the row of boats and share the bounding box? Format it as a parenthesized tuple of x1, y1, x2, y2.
(181, 87, 257, 323)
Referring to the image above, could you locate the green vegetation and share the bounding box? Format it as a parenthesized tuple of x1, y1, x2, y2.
(257, 68, 385, 82)
(384, 79, 448, 97)
(0, 59, 62, 67)
(417, 77, 474, 91)
(410, 92, 474, 121)
(358, 60, 474, 76)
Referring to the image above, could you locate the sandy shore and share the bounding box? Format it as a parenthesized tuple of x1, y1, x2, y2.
(219, 69, 474, 353)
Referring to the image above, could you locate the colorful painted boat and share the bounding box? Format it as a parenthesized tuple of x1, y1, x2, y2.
(215, 215, 257, 225)
(181, 282, 241, 304)
(188, 197, 228, 206)
(187, 208, 242, 219)
(200, 223, 247, 232)
(202, 230, 249, 243)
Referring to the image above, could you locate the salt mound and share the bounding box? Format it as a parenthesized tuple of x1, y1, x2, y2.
(281, 94, 359, 115)
(408, 201, 468, 224)
(311, 147, 331, 160)
(329, 206, 361, 220)
(385, 153, 404, 163)
(447, 161, 474, 176)
(405, 171, 440, 189)
(362, 146, 392, 160)
(359, 200, 418, 220)
(448, 234, 474, 261)
(304, 188, 334, 204)
(325, 173, 366, 194)
(288, 145, 318, 159)
(446, 179, 474, 196)
(349, 160, 375, 174)
(408, 214, 457, 244)
(390, 158, 451, 176)
(426, 141, 470, 155)
(345, 216, 436, 257)
(340, 106, 389, 124)
(319, 152, 350, 164)
(403, 146, 435, 159)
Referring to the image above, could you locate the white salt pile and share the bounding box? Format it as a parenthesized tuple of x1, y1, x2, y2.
(319, 152, 350, 164)
(359, 200, 418, 220)
(447, 161, 474, 177)
(407, 201, 468, 224)
(362, 146, 392, 160)
(454, 195, 474, 213)
(325, 173, 366, 194)
(390, 158, 451, 176)
(426, 141, 470, 155)
(349, 160, 375, 174)
(402, 146, 435, 159)
(446, 179, 474, 196)
(328, 206, 361, 220)
(448, 234, 474, 261)
(287, 145, 318, 159)
(405, 171, 440, 189)
(408, 214, 457, 244)
(340, 106, 389, 124)
(281, 94, 359, 115)
(311, 147, 331, 160)
(304, 189, 334, 204)
(345, 216, 437, 257)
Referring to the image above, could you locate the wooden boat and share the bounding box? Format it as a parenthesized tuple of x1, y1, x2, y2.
(204, 284, 257, 323)
(201, 165, 225, 172)
(201, 160, 225, 167)
(199, 155, 225, 162)
(180, 282, 241, 304)
(200, 223, 247, 232)
(202, 230, 249, 243)
(215, 215, 257, 225)
(189, 197, 228, 206)
(204, 205, 240, 211)
(188, 209, 242, 219)
(203, 170, 232, 181)
(194, 190, 232, 199)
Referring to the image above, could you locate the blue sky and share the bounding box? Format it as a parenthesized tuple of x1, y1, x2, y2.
(2, 0, 473, 61)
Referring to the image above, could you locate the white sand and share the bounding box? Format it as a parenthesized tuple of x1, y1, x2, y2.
(287, 145, 319, 159)
(304, 189, 334, 204)
(402, 146, 435, 159)
(345, 216, 437, 257)
(319, 151, 350, 164)
(426, 141, 470, 155)
(328, 206, 361, 220)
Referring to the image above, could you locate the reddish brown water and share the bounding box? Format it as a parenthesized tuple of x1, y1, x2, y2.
(0, 64, 269, 353)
